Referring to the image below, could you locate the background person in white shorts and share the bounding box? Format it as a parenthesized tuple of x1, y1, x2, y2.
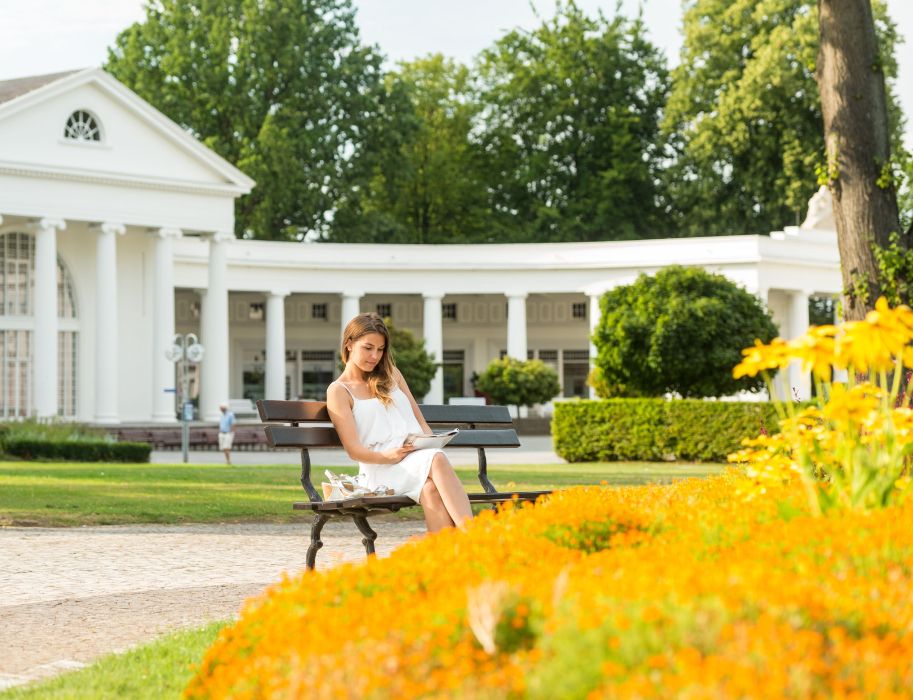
(218, 402, 236, 464)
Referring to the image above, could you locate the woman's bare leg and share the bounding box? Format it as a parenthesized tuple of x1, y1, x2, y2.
(429, 453, 473, 527)
(420, 478, 455, 532)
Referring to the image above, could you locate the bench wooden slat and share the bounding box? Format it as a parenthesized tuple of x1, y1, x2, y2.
(265, 425, 343, 448)
(265, 425, 519, 450)
(468, 490, 549, 502)
(258, 400, 330, 423)
(257, 399, 513, 426)
(293, 490, 547, 512)
(418, 404, 512, 425)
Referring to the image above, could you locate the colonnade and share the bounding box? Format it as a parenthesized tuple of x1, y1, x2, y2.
(11, 216, 823, 420)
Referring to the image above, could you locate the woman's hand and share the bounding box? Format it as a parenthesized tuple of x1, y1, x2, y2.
(378, 446, 416, 464)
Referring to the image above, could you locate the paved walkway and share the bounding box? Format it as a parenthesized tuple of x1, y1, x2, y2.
(0, 520, 424, 691)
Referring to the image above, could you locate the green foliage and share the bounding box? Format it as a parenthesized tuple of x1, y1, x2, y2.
(592, 266, 779, 398)
(476, 1, 669, 241)
(329, 55, 494, 243)
(2, 438, 151, 462)
(552, 399, 781, 463)
(105, 0, 385, 240)
(0, 419, 150, 463)
(475, 358, 561, 410)
(663, 0, 904, 236)
(386, 321, 438, 399)
(871, 231, 913, 306)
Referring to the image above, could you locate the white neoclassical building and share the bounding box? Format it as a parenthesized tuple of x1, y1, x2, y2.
(0, 68, 841, 423)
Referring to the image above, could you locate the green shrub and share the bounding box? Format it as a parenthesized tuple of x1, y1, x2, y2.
(553, 399, 780, 462)
(2, 438, 152, 462)
(592, 266, 778, 398)
(475, 357, 561, 412)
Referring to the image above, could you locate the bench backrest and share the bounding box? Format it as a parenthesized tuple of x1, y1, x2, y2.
(256, 399, 519, 500)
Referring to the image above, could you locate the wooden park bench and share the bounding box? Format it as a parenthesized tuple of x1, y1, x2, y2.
(256, 400, 550, 569)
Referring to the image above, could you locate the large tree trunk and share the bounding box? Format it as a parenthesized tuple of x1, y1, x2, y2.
(816, 0, 903, 320)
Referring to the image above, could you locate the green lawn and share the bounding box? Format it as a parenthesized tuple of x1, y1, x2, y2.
(0, 623, 224, 700)
(0, 460, 724, 527)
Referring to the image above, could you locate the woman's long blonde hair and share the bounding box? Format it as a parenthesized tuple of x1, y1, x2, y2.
(340, 313, 397, 404)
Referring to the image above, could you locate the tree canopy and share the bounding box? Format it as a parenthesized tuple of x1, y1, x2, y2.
(592, 266, 779, 398)
(476, 2, 669, 241)
(328, 55, 494, 243)
(106, 0, 385, 240)
(663, 0, 905, 237)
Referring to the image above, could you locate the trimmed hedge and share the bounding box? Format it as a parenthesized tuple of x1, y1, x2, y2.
(2, 438, 152, 462)
(553, 399, 780, 462)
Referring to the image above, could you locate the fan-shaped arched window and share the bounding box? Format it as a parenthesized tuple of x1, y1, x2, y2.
(0, 232, 79, 417)
(63, 110, 102, 142)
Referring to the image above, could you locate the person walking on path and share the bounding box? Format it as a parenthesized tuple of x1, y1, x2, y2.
(218, 402, 236, 465)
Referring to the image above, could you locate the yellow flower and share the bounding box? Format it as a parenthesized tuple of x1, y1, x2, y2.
(836, 297, 913, 372)
(821, 382, 880, 425)
(788, 325, 837, 380)
(733, 338, 792, 379)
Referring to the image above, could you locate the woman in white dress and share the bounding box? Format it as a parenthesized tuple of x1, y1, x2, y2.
(326, 313, 473, 532)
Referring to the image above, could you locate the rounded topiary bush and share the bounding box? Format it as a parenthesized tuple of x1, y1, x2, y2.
(593, 266, 778, 398)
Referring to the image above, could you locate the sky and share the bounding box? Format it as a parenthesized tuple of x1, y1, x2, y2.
(0, 0, 910, 145)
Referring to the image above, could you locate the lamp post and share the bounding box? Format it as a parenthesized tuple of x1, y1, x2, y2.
(165, 333, 204, 463)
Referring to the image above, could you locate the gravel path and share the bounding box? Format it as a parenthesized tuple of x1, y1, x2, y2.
(0, 519, 424, 691)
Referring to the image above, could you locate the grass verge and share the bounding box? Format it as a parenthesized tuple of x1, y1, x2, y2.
(0, 461, 724, 527)
(0, 622, 224, 700)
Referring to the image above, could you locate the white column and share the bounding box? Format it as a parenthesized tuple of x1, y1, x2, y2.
(151, 227, 182, 422)
(33, 218, 65, 418)
(94, 222, 125, 423)
(200, 231, 233, 421)
(506, 292, 528, 360)
(265, 290, 289, 401)
(422, 293, 444, 404)
(788, 289, 813, 400)
(587, 292, 602, 399)
(340, 292, 364, 336)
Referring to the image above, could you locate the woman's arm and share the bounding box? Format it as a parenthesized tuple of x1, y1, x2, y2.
(394, 368, 433, 433)
(326, 382, 415, 464)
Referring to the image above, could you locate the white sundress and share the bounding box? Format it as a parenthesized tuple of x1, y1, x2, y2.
(336, 382, 442, 503)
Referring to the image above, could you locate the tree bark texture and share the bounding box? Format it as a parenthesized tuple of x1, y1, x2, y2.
(817, 0, 902, 320)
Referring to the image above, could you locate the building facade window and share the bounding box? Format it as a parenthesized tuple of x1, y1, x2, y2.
(249, 302, 264, 321)
(442, 303, 457, 321)
(312, 303, 328, 320)
(0, 232, 79, 418)
(572, 302, 587, 320)
(63, 110, 102, 142)
(376, 303, 392, 319)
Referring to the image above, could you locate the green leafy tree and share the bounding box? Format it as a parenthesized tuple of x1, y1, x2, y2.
(475, 358, 561, 413)
(105, 0, 385, 240)
(592, 266, 779, 398)
(663, 0, 904, 237)
(476, 1, 669, 242)
(386, 321, 437, 399)
(329, 55, 496, 243)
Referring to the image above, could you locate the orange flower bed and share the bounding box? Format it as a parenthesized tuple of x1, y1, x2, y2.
(185, 475, 913, 699)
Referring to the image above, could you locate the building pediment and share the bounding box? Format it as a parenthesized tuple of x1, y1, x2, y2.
(0, 68, 254, 196)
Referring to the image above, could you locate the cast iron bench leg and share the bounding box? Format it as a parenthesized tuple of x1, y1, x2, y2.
(352, 514, 378, 556)
(306, 513, 329, 570)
